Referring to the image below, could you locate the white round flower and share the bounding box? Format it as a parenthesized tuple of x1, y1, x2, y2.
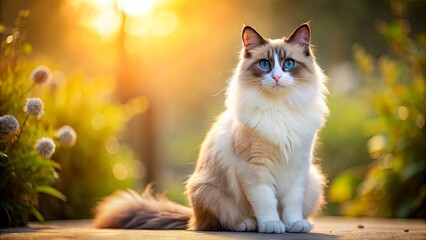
(30, 65, 52, 84)
(0, 115, 20, 135)
(56, 125, 77, 147)
(24, 97, 44, 119)
(35, 137, 56, 158)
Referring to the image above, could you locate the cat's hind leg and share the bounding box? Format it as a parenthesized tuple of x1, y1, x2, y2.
(302, 165, 325, 218)
(188, 181, 256, 232)
(234, 217, 257, 232)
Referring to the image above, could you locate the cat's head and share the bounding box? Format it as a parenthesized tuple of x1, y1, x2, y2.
(235, 23, 325, 108)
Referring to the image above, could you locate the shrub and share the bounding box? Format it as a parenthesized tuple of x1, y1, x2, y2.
(329, 11, 425, 217)
(0, 10, 71, 227)
(1, 10, 145, 225)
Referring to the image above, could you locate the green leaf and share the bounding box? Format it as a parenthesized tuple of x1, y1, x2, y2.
(50, 161, 62, 170)
(31, 206, 45, 223)
(35, 185, 67, 202)
(0, 152, 8, 158)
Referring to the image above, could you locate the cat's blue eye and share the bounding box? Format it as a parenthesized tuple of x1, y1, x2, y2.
(259, 59, 271, 69)
(283, 59, 296, 69)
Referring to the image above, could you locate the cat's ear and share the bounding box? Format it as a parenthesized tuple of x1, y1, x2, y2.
(286, 24, 311, 55)
(242, 26, 266, 52)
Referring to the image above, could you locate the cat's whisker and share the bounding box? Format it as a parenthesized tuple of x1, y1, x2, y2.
(212, 88, 226, 97)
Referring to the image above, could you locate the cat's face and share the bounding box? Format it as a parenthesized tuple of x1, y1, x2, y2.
(239, 24, 319, 96)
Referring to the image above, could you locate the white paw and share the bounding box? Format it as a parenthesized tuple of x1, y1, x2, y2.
(258, 220, 286, 234)
(234, 218, 257, 232)
(285, 219, 311, 233)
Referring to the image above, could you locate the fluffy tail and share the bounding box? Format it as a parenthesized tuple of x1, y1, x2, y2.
(93, 185, 192, 229)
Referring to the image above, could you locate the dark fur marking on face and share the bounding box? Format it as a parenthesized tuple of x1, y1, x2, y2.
(288, 65, 303, 77)
(248, 61, 268, 78)
(294, 60, 312, 74)
(277, 48, 286, 60)
(265, 47, 286, 62)
(243, 42, 314, 85)
(304, 48, 311, 57)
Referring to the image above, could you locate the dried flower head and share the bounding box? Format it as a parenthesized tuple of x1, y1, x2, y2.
(35, 137, 55, 158)
(30, 65, 52, 84)
(24, 97, 44, 119)
(0, 115, 20, 135)
(56, 125, 77, 147)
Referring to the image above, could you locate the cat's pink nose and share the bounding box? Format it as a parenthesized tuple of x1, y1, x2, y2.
(273, 74, 281, 81)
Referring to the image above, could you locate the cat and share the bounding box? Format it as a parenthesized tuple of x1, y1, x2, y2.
(94, 23, 329, 234)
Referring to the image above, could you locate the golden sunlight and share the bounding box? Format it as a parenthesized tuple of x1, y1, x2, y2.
(152, 10, 179, 36)
(117, 0, 155, 16)
(71, 0, 122, 40)
(71, 0, 179, 41)
(94, 9, 122, 37)
(124, 14, 153, 36)
(92, 0, 116, 8)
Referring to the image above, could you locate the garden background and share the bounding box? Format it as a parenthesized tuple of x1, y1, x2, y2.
(0, 0, 424, 226)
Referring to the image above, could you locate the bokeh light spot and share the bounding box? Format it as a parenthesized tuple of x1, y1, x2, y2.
(6, 35, 13, 44)
(105, 137, 120, 154)
(367, 134, 386, 159)
(123, 96, 149, 116)
(397, 106, 409, 120)
(113, 162, 128, 180)
(416, 114, 425, 129)
(93, 9, 122, 38)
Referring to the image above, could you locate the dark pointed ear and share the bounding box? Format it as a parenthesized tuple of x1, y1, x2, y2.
(242, 26, 266, 52)
(286, 24, 311, 55)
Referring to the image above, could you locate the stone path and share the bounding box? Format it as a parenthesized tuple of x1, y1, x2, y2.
(0, 217, 425, 239)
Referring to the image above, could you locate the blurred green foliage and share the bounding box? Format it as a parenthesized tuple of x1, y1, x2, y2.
(37, 73, 144, 220)
(1, 10, 146, 223)
(0, 10, 64, 227)
(2, 1, 424, 222)
(329, 9, 425, 218)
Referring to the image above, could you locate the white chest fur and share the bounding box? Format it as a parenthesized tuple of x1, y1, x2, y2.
(233, 88, 325, 161)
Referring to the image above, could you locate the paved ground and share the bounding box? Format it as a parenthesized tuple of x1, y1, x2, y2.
(0, 217, 425, 240)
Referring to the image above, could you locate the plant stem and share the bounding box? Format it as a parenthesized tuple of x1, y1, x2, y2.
(13, 113, 29, 146)
(23, 83, 35, 95)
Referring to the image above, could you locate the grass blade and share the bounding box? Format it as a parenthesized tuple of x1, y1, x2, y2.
(35, 185, 67, 202)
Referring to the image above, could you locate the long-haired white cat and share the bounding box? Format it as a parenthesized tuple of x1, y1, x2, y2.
(94, 23, 328, 234)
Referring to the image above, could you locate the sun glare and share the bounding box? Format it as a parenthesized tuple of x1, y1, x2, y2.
(94, 9, 122, 37)
(117, 0, 155, 16)
(72, 0, 179, 41)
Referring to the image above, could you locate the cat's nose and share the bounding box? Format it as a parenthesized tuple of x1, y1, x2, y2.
(272, 74, 281, 81)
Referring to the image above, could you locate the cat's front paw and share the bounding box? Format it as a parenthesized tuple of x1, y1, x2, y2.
(258, 220, 285, 234)
(234, 218, 257, 232)
(285, 219, 311, 233)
